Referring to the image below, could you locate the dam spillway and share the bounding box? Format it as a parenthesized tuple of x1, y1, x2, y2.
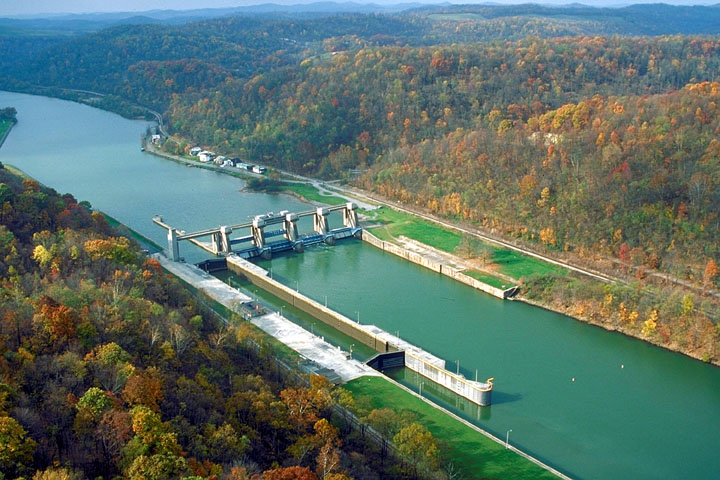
(153, 202, 361, 262)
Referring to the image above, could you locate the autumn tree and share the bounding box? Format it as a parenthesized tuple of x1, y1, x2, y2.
(704, 259, 718, 287)
(313, 419, 342, 479)
(123, 368, 164, 412)
(0, 415, 37, 477)
(123, 406, 190, 480)
(393, 422, 440, 476)
(262, 466, 318, 480)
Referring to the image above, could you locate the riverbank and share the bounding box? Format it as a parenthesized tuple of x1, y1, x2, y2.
(519, 294, 717, 366)
(140, 140, 719, 366)
(151, 141, 720, 366)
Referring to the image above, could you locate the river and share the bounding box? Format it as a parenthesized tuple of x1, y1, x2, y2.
(1, 91, 718, 480)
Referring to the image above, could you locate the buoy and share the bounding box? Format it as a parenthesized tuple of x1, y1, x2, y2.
(572, 378, 575, 382)
(621, 364, 624, 369)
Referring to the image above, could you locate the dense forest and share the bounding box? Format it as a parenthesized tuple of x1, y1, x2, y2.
(362, 81, 720, 271)
(0, 3, 718, 359)
(0, 166, 450, 479)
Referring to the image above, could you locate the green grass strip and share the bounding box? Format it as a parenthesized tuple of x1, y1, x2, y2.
(0, 119, 12, 139)
(363, 206, 567, 281)
(490, 248, 566, 279)
(345, 376, 557, 480)
(283, 183, 348, 206)
(463, 269, 511, 289)
(364, 206, 462, 252)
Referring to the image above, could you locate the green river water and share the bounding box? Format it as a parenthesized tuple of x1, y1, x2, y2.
(1, 91, 718, 480)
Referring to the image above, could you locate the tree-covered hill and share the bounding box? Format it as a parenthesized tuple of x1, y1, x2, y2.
(0, 166, 447, 479)
(419, 3, 720, 36)
(165, 36, 720, 174)
(361, 82, 720, 275)
(5, 3, 720, 111)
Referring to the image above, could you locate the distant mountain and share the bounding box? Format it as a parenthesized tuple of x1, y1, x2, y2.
(0, 2, 429, 32)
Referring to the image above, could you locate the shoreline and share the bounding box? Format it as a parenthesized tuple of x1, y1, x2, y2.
(141, 140, 719, 367)
(518, 295, 718, 367)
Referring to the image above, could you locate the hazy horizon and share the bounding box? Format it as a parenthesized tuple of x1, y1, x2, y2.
(2, 0, 718, 17)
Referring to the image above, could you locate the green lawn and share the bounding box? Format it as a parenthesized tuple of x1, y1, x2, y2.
(464, 269, 512, 289)
(364, 207, 462, 252)
(283, 183, 348, 206)
(363, 206, 566, 281)
(345, 376, 557, 480)
(490, 248, 566, 279)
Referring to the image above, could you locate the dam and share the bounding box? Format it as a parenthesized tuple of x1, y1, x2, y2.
(153, 207, 494, 406)
(153, 202, 361, 262)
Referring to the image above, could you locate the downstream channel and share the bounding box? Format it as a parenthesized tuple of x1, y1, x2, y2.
(1, 91, 718, 480)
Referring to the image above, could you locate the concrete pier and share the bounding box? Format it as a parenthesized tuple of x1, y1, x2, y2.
(362, 230, 518, 300)
(227, 255, 391, 352)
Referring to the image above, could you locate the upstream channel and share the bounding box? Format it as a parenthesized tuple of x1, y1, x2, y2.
(1, 91, 718, 480)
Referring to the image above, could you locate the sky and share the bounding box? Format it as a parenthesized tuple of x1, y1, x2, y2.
(1, 0, 717, 16)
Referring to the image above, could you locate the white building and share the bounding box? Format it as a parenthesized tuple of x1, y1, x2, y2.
(198, 151, 215, 163)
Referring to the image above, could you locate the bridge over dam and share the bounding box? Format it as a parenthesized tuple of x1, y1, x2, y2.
(153, 205, 494, 406)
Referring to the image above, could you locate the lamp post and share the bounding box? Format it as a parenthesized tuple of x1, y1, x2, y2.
(350, 344, 355, 356)
(295, 280, 299, 292)
(419, 382, 425, 397)
(506, 429, 512, 449)
(356, 311, 360, 324)
(280, 306, 285, 318)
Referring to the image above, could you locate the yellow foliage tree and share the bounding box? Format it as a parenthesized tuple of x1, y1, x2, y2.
(642, 310, 658, 336)
(539, 227, 557, 246)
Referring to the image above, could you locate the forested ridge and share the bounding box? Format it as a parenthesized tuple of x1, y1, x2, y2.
(363, 82, 720, 271)
(0, 167, 449, 479)
(0, 3, 719, 362)
(165, 37, 720, 173)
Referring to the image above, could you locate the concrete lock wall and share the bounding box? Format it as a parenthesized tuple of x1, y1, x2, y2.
(227, 253, 493, 406)
(361, 231, 508, 299)
(405, 350, 493, 406)
(226, 256, 390, 352)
